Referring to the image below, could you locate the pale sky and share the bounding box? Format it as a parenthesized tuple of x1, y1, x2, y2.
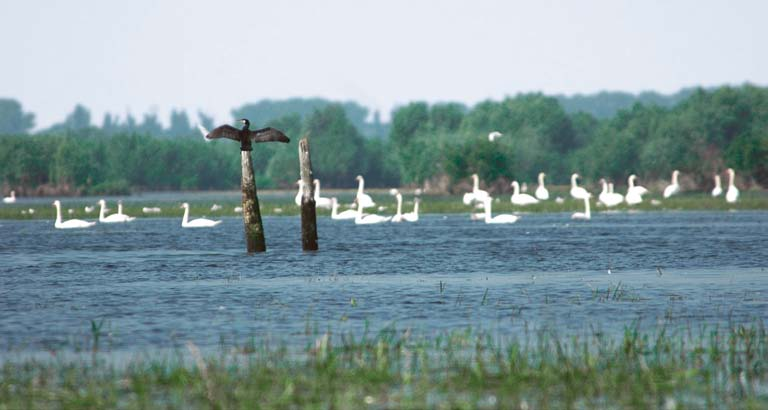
(1, 0, 766, 130)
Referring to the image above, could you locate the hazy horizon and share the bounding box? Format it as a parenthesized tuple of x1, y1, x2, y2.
(2, 0, 766, 130)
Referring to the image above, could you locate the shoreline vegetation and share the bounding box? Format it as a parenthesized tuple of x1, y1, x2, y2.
(1, 323, 766, 408)
(2, 190, 767, 220)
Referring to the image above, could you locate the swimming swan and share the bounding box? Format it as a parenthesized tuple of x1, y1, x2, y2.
(570, 173, 590, 200)
(402, 198, 420, 222)
(711, 174, 723, 197)
(181, 203, 221, 228)
(391, 193, 404, 222)
(488, 131, 503, 142)
(511, 181, 539, 206)
(53, 200, 95, 229)
(294, 180, 304, 206)
(483, 197, 519, 224)
(663, 170, 680, 199)
(535, 172, 549, 200)
(116, 201, 136, 222)
(313, 179, 333, 209)
(331, 197, 358, 220)
(571, 196, 591, 220)
(354, 175, 376, 209)
(3, 190, 16, 204)
(98, 199, 134, 223)
(354, 198, 390, 225)
(725, 168, 739, 203)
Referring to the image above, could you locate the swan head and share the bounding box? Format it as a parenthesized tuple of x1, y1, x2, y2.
(355, 175, 363, 181)
(389, 188, 399, 196)
(180, 202, 189, 209)
(98, 199, 106, 205)
(488, 131, 502, 141)
(511, 181, 519, 188)
(52, 200, 60, 206)
(313, 179, 319, 186)
(672, 170, 679, 177)
(396, 193, 402, 200)
(571, 173, 579, 183)
(538, 172, 546, 179)
(629, 174, 637, 183)
(727, 168, 735, 176)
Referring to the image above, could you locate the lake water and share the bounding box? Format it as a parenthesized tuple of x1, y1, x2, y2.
(1, 211, 767, 354)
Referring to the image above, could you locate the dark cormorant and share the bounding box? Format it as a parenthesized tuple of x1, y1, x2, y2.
(198, 119, 289, 151)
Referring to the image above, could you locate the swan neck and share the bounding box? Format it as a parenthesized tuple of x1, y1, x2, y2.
(672, 172, 679, 185)
(414, 200, 419, 214)
(512, 182, 519, 196)
(601, 180, 608, 194)
(728, 171, 735, 187)
(472, 175, 479, 191)
(357, 178, 364, 195)
(396, 195, 402, 215)
(182, 206, 189, 225)
(585, 197, 591, 217)
(54, 203, 62, 224)
(331, 200, 338, 217)
(99, 201, 106, 221)
(484, 199, 491, 220)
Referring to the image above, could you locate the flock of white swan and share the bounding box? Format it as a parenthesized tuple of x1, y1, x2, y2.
(461, 167, 740, 224)
(3, 166, 742, 229)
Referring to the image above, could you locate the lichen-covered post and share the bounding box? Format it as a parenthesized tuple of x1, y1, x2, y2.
(299, 138, 318, 251)
(241, 149, 265, 252)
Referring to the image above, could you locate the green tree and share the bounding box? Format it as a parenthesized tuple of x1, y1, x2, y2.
(0, 99, 35, 134)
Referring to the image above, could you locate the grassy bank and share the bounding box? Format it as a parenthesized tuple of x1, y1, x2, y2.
(1, 324, 766, 409)
(2, 189, 768, 221)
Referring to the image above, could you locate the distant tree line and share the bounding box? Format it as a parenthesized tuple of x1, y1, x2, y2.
(0, 85, 766, 195)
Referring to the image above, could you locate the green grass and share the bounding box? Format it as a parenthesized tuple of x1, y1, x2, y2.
(1, 323, 766, 409)
(2, 189, 768, 220)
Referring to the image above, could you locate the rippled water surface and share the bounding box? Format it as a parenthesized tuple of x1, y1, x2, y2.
(1, 211, 767, 353)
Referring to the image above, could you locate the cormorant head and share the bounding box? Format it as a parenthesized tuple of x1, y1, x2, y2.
(238, 118, 250, 129)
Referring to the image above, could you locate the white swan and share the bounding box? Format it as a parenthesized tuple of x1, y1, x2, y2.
(725, 168, 739, 203)
(391, 193, 404, 222)
(210, 204, 223, 211)
(354, 198, 390, 225)
(354, 175, 376, 209)
(294, 180, 304, 206)
(84, 205, 96, 213)
(627, 174, 649, 196)
(3, 190, 16, 204)
(570, 173, 591, 200)
(711, 174, 723, 197)
(535, 172, 549, 200)
(511, 181, 539, 206)
(98, 199, 134, 223)
(663, 170, 680, 199)
(331, 197, 358, 220)
(625, 176, 644, 205)
(234, 206, 243, 213)
(483, 197, 519, 224)
(53, 200, 95, 229)
(571, 196, 591, 220)
(313, 179, 333, 210)
(116, 201, 136, 222)
(488, 131, 503, 142)
(402, 198, 420, 222)
(181, 203, 221, 228)
(462, 174, 490, 205)
(598, 179, 624, 207)
(142, 207, 161, 214)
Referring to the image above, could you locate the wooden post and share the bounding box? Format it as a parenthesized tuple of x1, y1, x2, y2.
(299, 138, 318, 251)
(241, 150, 266, 253)
(198, 119, 289, 253)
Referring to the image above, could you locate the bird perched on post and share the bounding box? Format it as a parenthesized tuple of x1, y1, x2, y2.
(198, 119, 289, 151)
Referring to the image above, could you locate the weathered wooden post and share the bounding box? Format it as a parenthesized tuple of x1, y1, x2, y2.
(198, 119, 289, 253)
(298, 137, 318, 251)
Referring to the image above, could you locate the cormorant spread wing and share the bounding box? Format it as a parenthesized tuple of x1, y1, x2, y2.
(202, 124, 241, 141)
(250, 127, 290, 143)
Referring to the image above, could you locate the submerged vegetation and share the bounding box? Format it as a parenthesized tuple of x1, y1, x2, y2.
(1, 323, 766, 409)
